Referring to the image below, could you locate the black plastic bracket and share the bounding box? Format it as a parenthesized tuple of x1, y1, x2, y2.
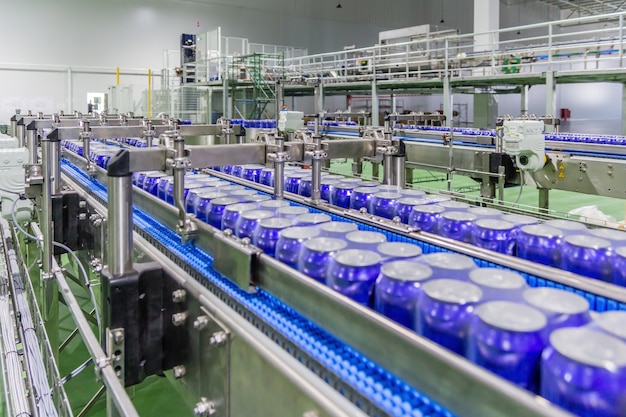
(101, 263, 188, 386)
(52, 191, 80, 254)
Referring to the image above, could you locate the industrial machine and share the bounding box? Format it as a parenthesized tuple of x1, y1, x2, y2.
(1, 110, 626, 417)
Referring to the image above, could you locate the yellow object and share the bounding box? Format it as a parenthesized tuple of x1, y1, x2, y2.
(116, 67, 120, 85)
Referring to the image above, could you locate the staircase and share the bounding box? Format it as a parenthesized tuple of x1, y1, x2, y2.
(230, 53, 283, 120)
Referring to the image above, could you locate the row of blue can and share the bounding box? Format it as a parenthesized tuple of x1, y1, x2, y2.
(130, 168, 626, 417)
(229, 119, 277, 129)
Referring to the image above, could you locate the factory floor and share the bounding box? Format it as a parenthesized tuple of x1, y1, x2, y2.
(13, 154, 625, 417)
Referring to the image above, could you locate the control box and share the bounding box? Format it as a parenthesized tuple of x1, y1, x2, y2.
(502, 120, 545, 172)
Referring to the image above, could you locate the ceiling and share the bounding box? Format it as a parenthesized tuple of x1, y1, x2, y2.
(504, 0, 626, 18)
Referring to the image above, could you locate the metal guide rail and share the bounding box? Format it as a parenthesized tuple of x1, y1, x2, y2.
(60, 156, 622, 417)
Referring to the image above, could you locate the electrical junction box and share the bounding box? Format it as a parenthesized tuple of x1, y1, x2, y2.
(502, 120, 545, 172)
(278, 111, 304, 132)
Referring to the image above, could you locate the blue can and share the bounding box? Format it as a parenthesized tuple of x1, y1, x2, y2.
(135, 171, 150, 189)
(468, 268, 527, 301)
(370, 192, 402, 219)
(338, 177, 362, 186)
(298, 176, 313, 197)
(516, 225, 563, 267)
(228, 189, 259, 202)
(207, 197, 239, 228)
(294, 213, 331, 226)
(590, 227, 626, 247)
(416, 252, 477, 280)
(376, 242, 422, 263)
(395, 197, 428, 224)
(472, 219, 516, 255)
(132, 171, 143, 186)
(285, 172, 308, 194)
(561, 234, 613, 281)
(593, 311, 626, 342)
(216, 185, 245, 194)
(522, 287, 591, 330)
(253, 218, 295, 255)
(143, 173, 167, 195)
(221, 203, 258, 232)
(277, 206, 310, 219)
(417, 279, 483, 355)
(193, 190, 228, 221)
(235, 210, 275, 239)
(374, 261, 433, 328)
(468, 301, 547, 392)
(438, 201, 471, 211)
(260, 168, 275, 186)
(323, 174, 346, 181)
(327, 249, 382, 305)
(614, 247, 626, 286)
(543, 219, 588, 236)
(320, 179, 341, 202)
(156, 176, 173, 201)
(345, 231, 387, 251)
(232, 165, 244, 177)
(317, 221, 359, 238)
(239, 194, 272, 205)
(275, 226, 321, 267)
(242, 165, 263, 182)
(541, 327, 626, 417)
(467, 207, 502, 220)
(423, 194, 452, 204)
(438, 211, 478, 243)
(499, 213, 538, 227)
(257, 200, 290, 214)
(350, 186, 380, 211)
(331, 183, 356, 208)
(165, 181, 202, 205)
(408, 205, 445, 233)
(185, 186, 214, 213)
(359, 181, 380, 188)
(298, 237, 348, 283)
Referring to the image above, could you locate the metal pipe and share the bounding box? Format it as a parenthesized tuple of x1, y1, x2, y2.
(41, 139, 53, 275)
(16, 124, 25, 147)
(275, 80, 282, 122)
(311, 134, 322, 202)
(382, 153, 393, 185)
(392, 156, 405, 188)
(173, 137, 187, 234)
(274, 137, 285, 200)
(107, 175, 133, 277)
(26, 129, 37, 165)
(50, 140, 61, 194)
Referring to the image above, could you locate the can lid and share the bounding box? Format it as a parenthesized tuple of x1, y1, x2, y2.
(523, 287, 589, 315)
(321, 178, 341, 186)
(240, 209, 275, 220)
(424, 194, 452, 203)
(304, 237, 348, 252)
(544, 219, 587, 231)
(550, 327, 626, 368)
(438, 201, 470, 209)
(229, 189, 258, 196)
(197, 190, 227, 199)
(616, 246, 626, 258)
(286, 172, 307, 179)
(319, 221, 358, 234)
(520, 224, 562, 238)
(476, 301, 547, 332)
(277, 206, 310, 216)
(469, 268, 527, 289)
(218, 185, 245, 192)
(295, 213, 332, 225)
(346, 231, 387, 244)
(468, 207, 502, 216)
(334, 183, 356, 190)
(595, 311, 626, 339)
(500, 214, 538, 226)
(258, 200, 290, 209)
(353, 186, 379, 194)
(422, 279, 482, 304)
(243, 195, 272, 203)
(413, 205, 446, 214)
(377, 184, 401, 192)
(377, 242, 422, 258)
(338, 178, 362, 184)
(333, 249, 381, 267)
(243, 164, 264, 169)
(381, 261, 432, 282)
(210, 197, 239, 207)
(373, 191, 403, 200)
(261, 167, 274, 172)
(323, 174, 345, 181)
(441, 211, 477, 222)
(280, 226, 320, 240)
(397, 197, 428, 206)
(224, 203, 257, 213)
(589, 228, 626, 242)
(359, 181, 380, 187)
(400, 189, 426, 197)
(474, 219, 516, 231)
(419, 252, 477, 270)
(564, 234, 611, 249)
(258, 217, 295, 229)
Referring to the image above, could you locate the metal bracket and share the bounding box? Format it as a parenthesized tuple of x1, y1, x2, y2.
(106, 328, 125, 385)
(212, 230, 261, 292)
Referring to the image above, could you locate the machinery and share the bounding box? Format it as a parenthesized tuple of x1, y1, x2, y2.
(1, 110, 626, 417)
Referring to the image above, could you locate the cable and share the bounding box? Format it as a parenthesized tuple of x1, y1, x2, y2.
(59, 358, 93, 385)
(10, 198, 101, 328)
(513, 174, 525, 205)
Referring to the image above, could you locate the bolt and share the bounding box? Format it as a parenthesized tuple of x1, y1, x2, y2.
(194, 315, 210, 331)
(172, 289, 187, 303)
(194, 398, 216, 416)
(209, 331, 227, 346)
(112, 330, 124, 344)
(78, 213, 87, 221)
(172, 365, 186, 379)
(240, 237, 251, 247)
(172, 312, 187, 327)
(79, 200, 87, 208)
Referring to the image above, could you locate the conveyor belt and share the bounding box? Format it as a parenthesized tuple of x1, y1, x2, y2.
(61, 160, 452, 417)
